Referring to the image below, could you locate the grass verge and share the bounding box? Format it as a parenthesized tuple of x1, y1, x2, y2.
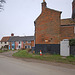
(0, 50, 11, 53)
(0, 50, 7, 53)
(13, 50, 75, 65)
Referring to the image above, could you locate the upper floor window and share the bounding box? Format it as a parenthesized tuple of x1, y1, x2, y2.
(1, 42, 2, 44)
(19, 41, 21, 44)
(12, 42, 15, 44)
(5, 42, 7, 44)
(24, 41, 26, 43)
(27, 41, 31, 43)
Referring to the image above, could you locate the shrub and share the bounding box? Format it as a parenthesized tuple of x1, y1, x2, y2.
(69, 39, 75, 46)
(26, 48, 32, 52)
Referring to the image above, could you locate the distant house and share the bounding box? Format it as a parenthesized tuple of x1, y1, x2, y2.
(8, 36, 22, 50)
(0, 37, 10, 49)
(8, 35, 35, 50)
(22, 36, 35, 49)
(0, 33, 35, 50)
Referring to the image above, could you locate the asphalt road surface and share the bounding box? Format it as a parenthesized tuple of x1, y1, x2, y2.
(0, 55, 75, 75)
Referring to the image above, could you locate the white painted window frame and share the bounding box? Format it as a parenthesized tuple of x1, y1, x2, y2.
(27, 41, 31, 43)
(27, 45, 31, 49)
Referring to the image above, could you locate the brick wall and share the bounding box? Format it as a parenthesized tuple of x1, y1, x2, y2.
(35, 8, 61, 44)
(23, 40, 34, 49)
(60, 26, 75, 40)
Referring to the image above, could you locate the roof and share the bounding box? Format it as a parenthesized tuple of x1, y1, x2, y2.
(8, 36, 34, 42)
(47, 8, 62, 13)
(8, 36, 20, 42)
(20, 36, 34, 42)
(35, 8, 61, 22)
(1, 37, 10, 42)
(61, 18, 75, 26)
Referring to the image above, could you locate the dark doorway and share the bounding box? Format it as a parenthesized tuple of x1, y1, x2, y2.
(25, 46, 27, 49)
(47, 45, 51, 53)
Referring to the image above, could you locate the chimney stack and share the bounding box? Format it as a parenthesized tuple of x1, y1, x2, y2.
(41, 0, 47, 12)
(11, 33, 14, 36)
(72, 0, 75, 20)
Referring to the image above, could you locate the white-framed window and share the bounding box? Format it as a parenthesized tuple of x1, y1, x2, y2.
(19, 46, 21, 49)
(25, 45, 31, 49)
(74, 26, 75, 34)
(24, 41, 26, 44)
(19, 41, 21, 44)
(27, 41, 31, 43)
(28, 45, 31, 49)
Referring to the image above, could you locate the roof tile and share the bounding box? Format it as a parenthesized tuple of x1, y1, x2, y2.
(1, 37, 10, 42)
(61, 18, 75, 25)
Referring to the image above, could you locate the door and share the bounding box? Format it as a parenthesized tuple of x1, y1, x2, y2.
(60, 39, 70, 56)
(47, 45, 51, 53)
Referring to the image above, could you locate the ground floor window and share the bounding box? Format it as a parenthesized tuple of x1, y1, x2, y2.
(25, 45, 31, 49)
(28, 45, 31, 49)
(19, 46, 21, 48)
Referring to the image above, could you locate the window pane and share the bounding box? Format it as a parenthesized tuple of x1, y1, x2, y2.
(25, 46, 27, 49)
(19, 42, 20, 44)
(5, 42, 6, 44)
(27, 41, 31, 43)
(28, 45, 31, 49)
(19, 46, 20, 48)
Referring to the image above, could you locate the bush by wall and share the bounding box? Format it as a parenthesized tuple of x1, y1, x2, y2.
(69, 39, 75, 46)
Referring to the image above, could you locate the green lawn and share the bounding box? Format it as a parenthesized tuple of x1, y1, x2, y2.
(13, 50, 75, 65)
(0, 50, 6, 53)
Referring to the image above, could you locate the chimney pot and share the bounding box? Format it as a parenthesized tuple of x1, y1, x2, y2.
(11, 33, 14, 36)
(41, 1, 47, 12)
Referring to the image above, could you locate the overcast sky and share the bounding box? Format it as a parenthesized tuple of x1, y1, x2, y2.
(0, 0, 73, 39)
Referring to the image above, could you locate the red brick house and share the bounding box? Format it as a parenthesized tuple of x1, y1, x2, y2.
(61, 19, 75, 40)
(8, 35, 35, 50)
(34, 0, 75, 54)
(61, 0, 75, 40)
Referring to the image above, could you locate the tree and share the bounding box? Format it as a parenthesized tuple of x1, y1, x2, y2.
(0, 0, 6, 11)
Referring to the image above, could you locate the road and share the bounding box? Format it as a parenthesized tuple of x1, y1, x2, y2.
(0, 55, 75, 75)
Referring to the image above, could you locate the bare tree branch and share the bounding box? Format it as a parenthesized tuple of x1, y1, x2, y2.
(0, 0, 6, 3)
(0, 0, 6, 11)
